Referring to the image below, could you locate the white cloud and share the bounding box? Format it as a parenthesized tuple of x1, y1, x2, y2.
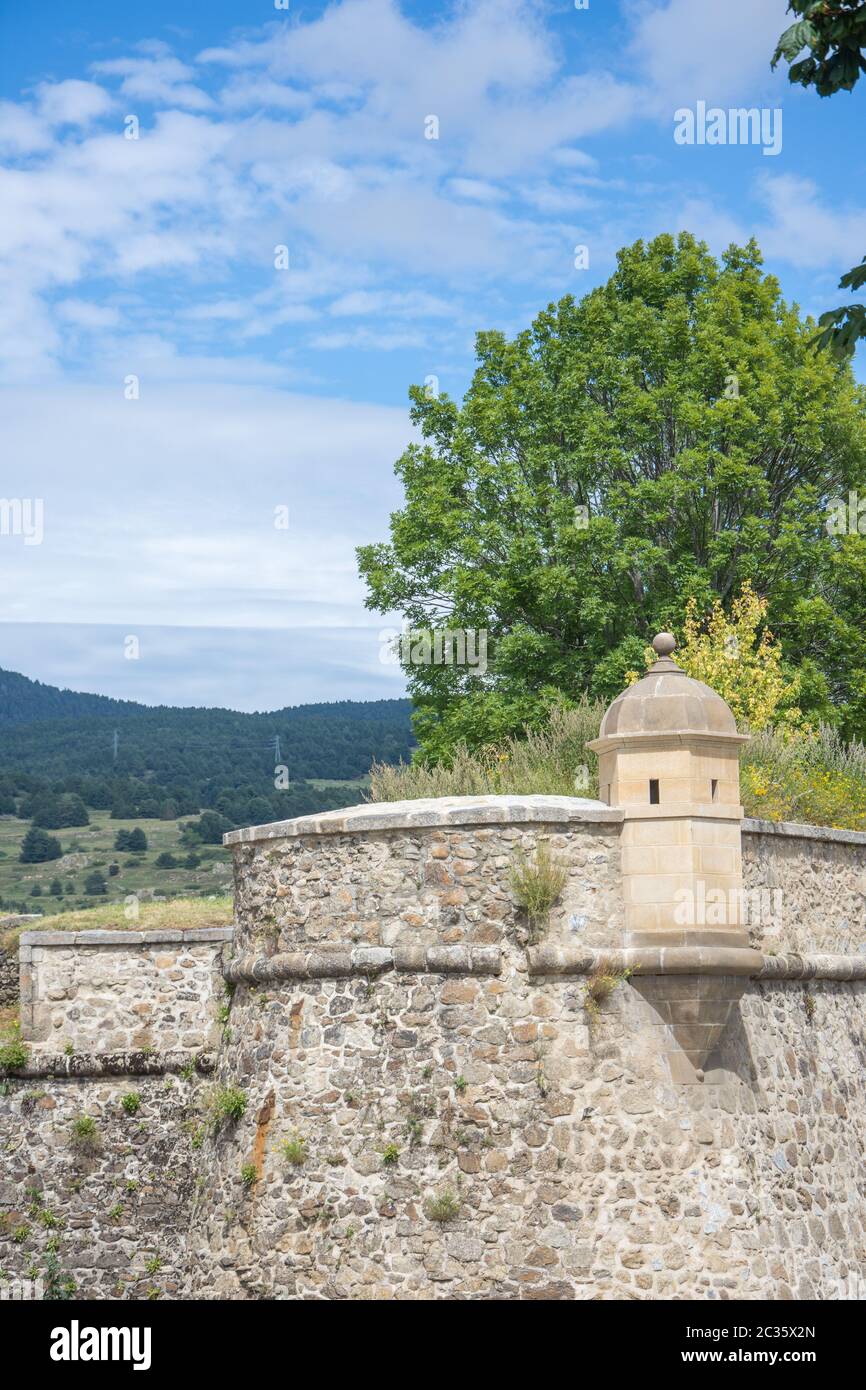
(0, 382, 412, 635)
(328, 289, 454, 318)
(56, 299, 121, 329)
(0, 100, 51, 154)
(91, 54, 214, 111)
(36, 80, 113, 127)
(310, 327, 428, 350)
(448, 177, 507, 203)
(218, 77, 311, 113)
(630, 0, 786, 110)
(668, 176, 866, 277)
(199, 0, 631, 176)
(754, 173, 866, 271)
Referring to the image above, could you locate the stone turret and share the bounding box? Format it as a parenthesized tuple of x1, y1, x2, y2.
(587, 632, 750, 951)
(588, 633, 759, 1079)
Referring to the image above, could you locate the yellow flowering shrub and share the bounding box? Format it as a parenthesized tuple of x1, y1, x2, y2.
(628, 583, 803, 732)
(741, 760, 866, 831)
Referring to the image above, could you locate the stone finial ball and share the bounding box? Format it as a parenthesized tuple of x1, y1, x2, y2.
(652, 632, 677, 657)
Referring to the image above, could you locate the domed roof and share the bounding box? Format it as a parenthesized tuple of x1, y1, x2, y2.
(597, 633, 739, 740)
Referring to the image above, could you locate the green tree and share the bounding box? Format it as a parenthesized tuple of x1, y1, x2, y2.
(83, 869, 107, 896)
(186, 811, 232, 845)
(155, 851, 177, 869)
(358, 234, 866, 760)
(772, 2, 866, 357)
(20, 827, 62, 863)
(32, 793, 89, 829)
(49, 878, 63, 896)
(127, 828, 147, 852)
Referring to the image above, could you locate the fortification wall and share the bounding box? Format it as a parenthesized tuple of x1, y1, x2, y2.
(182, 799, 866, 1300)
(184, 956, 866, 1300)
(2, 800, 865, 1301)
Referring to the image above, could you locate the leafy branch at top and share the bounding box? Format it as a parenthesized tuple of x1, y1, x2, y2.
(772, 2, 866, 359)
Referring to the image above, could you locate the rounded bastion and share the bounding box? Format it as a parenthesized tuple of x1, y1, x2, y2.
(182, 790, 866, 1301)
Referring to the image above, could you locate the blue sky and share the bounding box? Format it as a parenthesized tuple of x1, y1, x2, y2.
(1, 0, 864, 711)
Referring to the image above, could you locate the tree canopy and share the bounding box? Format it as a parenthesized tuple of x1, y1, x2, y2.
(358, 233, 866, 761)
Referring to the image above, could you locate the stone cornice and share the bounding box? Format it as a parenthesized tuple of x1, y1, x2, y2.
(5, 1050, 216, 1078)
(221, 942, 866, 985)
(527, 946, 866, 982)
(587, 731, 750, 753)
(223, 943, 502, 984)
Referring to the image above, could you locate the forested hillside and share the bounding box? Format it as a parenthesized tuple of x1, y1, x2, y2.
(0, 668, 144, 725)
(0, 667, 414, 911)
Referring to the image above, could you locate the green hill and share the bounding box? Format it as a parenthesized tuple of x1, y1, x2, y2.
(0, 667, 415, 912)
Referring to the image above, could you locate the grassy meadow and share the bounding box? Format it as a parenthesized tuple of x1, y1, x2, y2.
(0, 809, 233, 918)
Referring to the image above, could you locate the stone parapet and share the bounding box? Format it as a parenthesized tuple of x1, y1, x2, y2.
(223, 793, 621, 844)
(743, 817, 866, 847)
(19, 927, 234, 1053)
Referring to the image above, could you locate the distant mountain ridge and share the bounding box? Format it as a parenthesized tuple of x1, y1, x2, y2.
(0, 666, 414, 785)
(0, 666, 409, 731)
(0, 667, 145, 726)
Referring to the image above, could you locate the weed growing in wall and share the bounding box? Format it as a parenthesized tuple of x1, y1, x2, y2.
(508, 840, 568, 943)
(280, 1134, 307, 1166)
(424, 1187, 461, 1223)
(0, 1024, 28, 1073)
(42, 1249, 76, 1301)
(69, 1115, 100, 1154)
(583, 959, 634, 1022)
(121, 1091, 141, 1116)
(240, 1163, 257, 1189)
(208, 1085, 247, 1131)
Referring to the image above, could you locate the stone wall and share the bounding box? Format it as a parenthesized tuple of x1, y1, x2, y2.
(2, 799, 865, 1301)
(0, 916, 40, 1006)
(0, 1058, 211, 1300)
(0, 945, 17, 1007)
(742, 819, 866, 955)
(184, 954, 866, 1301)
(229, 795, 625, 954)
(178, 797, 866, 1300)
(19, 928, 233, 1053)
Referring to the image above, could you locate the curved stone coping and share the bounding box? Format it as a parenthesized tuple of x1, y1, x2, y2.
(527, 946, 866, 982)
(5, 1050, 216, 1079)
(754, 953, 866, 981)
(223, 943, 502, 984)
(223, 794, 619, 846)
(743, 817, 866, 848)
